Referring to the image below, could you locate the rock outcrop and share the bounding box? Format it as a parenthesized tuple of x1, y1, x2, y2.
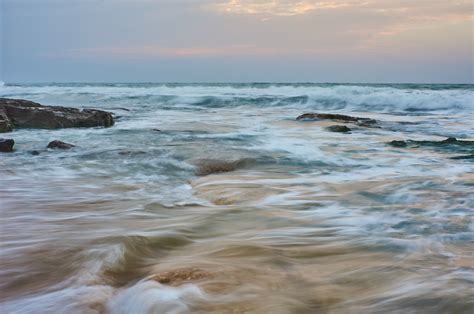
(47, 140, 76, 150)
(388, 140, 408, 148)
(0, 110, 13, 133)
(195, 158, 256, 176)
(326, 125, 351, 133)
(0, 139, 14, 152)
(151, 268, 212, 285)
(388, 137, 474, 148)
(0, 98, 114, 132)
(450, 154, 474, 160)
(296, 113, 377, 127)
(388, 137, 474, 155)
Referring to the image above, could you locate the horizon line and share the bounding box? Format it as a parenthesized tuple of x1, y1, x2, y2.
(2, 81, 473, 85)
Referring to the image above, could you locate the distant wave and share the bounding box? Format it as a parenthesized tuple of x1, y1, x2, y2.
(0, 83, 473, 113)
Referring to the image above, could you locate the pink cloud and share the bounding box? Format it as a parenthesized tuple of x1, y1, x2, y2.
(59, 45, 330, 59)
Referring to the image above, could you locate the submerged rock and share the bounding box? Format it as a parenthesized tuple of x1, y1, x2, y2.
(151, 268, 212, 285)
(389, 140, 408, 148)
(326, 125, 351, 133)
(47, 140, 75, 150)
(117, 150, 147, 156)
(0, 139, 14, 152)
(195, 158, 256, 176)
(296, 113, 377, 127)
(450, 154, 474, 160)
(388, 137, 474, 155)
(388, 137, 474, 148)
(0, 98, 114, 131)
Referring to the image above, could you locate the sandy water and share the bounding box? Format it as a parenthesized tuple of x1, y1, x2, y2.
(0, 83, 473, 313)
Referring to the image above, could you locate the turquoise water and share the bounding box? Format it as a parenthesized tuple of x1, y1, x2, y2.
(1, 83, 473, 313)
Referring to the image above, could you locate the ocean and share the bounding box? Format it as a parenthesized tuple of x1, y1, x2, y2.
(0, 83, 473, 313)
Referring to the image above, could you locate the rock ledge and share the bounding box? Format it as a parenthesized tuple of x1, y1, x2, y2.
(0, 98, 114, 132)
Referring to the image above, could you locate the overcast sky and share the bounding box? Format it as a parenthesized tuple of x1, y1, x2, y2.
(1, 0, 473, 83)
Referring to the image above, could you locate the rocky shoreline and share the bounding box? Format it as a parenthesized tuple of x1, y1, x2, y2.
(296, 112, 378, 127)
(0, 98, 114, 153)
(0, 98, 114, 132)
(1, 98, 472, 168)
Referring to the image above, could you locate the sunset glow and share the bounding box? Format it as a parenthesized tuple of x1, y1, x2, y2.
(2, 0, 473, 82)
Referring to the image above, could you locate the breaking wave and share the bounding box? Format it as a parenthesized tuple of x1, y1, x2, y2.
(1, 83, 473, 113)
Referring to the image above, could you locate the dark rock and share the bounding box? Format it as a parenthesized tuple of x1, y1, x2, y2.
(388, 138, 474, 148)
(30, 150, 41, 156)
(326, 125, 351, 133)
(0, 98, 114, 130)
(0, 108, 13, 133)
(440, 137, 458, 144)
(0, 139, 14, 152)
(0, 98, 42, 108)
(47, 140, 75, 150)
(296, 113, 377, 127)
(0, 119, 12, 133)
(388, 138, 474, 156)
(450, 154, 474, 160)
(195, 158, 256, 176)
(117, 150, 147, 156)
(389, 140, 408, 148)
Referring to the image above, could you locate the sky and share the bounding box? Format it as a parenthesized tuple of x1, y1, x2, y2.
(1, 0, 473, 83)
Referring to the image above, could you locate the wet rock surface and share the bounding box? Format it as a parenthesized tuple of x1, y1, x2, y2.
(0, 139, 15, 152)
(195, 158, 256, 176)
(326, 125, 352, 133)
(0, 120, 12, 133)
(47, 140, 76, 150)
(150, 268, 212, 285)
(0, 98, 114, 131)
(388, 137, 474, 147)
(389, 140, 408, 148)
(296, 113, 378, 127)
(0, 110, 13, 133)
(388, 137, 474, 154)
(450, 154, 474, 160)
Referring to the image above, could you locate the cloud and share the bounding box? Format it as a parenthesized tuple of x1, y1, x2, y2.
(58, 44, 331, 59)
(54, 0, 473, 60)
(210, 0, 356, 16)
(206, 0, 474, 56)
(209, 0, 474, 20)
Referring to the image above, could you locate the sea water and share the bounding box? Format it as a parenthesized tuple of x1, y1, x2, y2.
(0, 83, 473, 313)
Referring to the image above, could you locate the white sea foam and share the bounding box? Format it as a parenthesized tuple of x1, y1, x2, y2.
(107, 280, 205, 314)
(1, 285, 114, 314)
(1, 83, 473, 313)
(0, 83, 472, 113)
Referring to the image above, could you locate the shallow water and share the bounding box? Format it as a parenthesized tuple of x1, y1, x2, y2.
(0, 83, 473, 313)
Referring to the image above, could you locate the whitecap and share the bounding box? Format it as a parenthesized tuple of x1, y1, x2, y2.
(107, 280, 205, 314)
